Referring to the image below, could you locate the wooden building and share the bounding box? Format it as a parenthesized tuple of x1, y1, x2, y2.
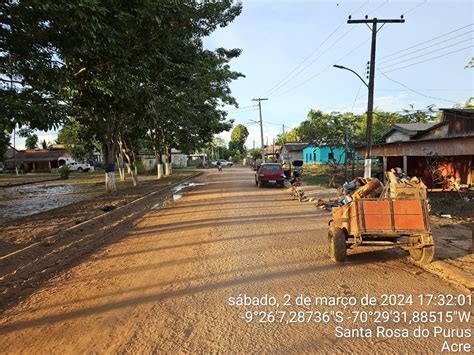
(361, 108, 474, 188)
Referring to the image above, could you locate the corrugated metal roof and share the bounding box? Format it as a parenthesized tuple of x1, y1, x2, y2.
(282, 143, 308, 151)
(394, 123, 437, 132)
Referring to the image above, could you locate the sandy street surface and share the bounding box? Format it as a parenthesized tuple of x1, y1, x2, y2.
(0, 167, 472, 353)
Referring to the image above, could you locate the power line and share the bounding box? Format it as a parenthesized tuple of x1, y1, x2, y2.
(261, 1, 371, 97)
(383, 45, 473, 73)
(379, 37, 473, 70)
(377, 69, 461, 104)
(351, 81, 364, 112)
(402, 0, 427, 16)
(224, 104, 258, 112)
(269, 37, 370, 98)
(265, 27, 356, 97)
(378, 23, 473, 60)
(378, 30, 473, 65)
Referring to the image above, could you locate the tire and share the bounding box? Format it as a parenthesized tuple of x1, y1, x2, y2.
(279, 182, 285, 188)
(408, 234, 435, 264)
(328, 227, 347, 262)
(77, 167, 83, 173)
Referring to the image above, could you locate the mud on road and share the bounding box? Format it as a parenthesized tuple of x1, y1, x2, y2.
(0, 167, 472, 353)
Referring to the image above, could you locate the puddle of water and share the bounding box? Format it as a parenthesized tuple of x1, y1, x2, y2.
(0, 182, 94, 223)
(170, 182, 207, 202)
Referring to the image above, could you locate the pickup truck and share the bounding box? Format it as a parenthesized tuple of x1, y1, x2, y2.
(67, 162, 94, 172)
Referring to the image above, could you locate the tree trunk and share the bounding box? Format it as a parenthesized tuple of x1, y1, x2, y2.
(116, 153, 125, 181)
(103, 142, 116, 192)
(165, 145, 172, 176)
(154, 146, 164, 180)
(121, 144, 138, 187)
(131, 151, 138, 186)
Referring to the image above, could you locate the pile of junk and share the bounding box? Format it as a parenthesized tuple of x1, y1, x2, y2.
(317, 168, 428, 210)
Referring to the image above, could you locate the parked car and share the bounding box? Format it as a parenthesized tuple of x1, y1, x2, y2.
(0, 167, 8, 174)
(255, 163, 285, 188)
(67, 161, 94, 172)
(211, 159, 233, 167)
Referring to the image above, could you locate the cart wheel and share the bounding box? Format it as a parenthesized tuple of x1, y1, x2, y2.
(328, 227, 347, 262)
(408, 234, 435, 264)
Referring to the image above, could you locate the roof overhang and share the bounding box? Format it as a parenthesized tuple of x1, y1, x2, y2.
(357, 135, 474, 157)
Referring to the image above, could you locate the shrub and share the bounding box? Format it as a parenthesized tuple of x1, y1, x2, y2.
(58, 165, 70, 179)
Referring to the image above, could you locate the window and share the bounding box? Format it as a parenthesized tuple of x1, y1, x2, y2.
(328, 152, 334, 160)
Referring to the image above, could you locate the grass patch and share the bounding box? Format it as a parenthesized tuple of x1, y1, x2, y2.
(429, 191, 474, 219)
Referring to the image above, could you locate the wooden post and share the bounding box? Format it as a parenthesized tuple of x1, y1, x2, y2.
(403, 155, 408, 174)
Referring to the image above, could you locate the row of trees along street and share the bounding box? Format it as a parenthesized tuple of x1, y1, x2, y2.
(0, 1, 243, 191)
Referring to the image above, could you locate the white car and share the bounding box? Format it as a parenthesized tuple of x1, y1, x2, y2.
(211, 159, 233, 167)
(67, 162, 95, 172)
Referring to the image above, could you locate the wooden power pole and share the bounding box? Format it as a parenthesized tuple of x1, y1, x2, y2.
(347, 16, 404, 178)
(252, 97, 268, 162)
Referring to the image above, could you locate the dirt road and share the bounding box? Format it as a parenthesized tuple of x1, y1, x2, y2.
(1, 167, 472, 353)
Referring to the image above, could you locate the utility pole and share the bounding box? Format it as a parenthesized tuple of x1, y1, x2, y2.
(252, 97, 268, 162)
(347, 16, 404, 178)
(272, 138, 275, 162)
(344, 127, 348, 181)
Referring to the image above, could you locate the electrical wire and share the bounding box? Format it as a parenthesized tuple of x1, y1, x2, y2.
(383, 45, 473, 73)
(224, 105, 258, 112)
(402, 0, 427, 16)
(351, 81, 364, 112)
(260, 0, 370, 97)
(378, 23, 473, 61)
(269, 37, 370, 98)
(378, 30, 473, 65)
(379, 37, 473, 70)
(377, 69, 461, 104)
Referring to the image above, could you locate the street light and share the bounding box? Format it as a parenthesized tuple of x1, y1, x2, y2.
(333, 64, 372, 178)
(333, 64, 368, 88)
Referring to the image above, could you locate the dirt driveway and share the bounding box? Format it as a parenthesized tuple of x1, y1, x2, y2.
(0, 167, 471, 353)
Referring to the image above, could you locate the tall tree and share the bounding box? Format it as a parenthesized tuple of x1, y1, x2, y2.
(2, 1, 243, 191)
(25, 133, 38, 150)
(229, 124, 248, 156)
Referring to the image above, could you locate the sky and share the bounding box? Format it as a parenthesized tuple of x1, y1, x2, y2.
(15, 0, 473, 150)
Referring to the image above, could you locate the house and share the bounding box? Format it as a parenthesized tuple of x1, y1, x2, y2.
(263, 145, 281, 162)
(4, 148, 71, 172)
(362, 108, 474, 188)
(303, 145, 350, 164)
(137, 148, 188, 171)
(280, 143, 308, 163)
(382, 122, 438, 143)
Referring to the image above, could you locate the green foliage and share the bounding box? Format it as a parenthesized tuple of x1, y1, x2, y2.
(229, 124, 249, 153)
(465, 57, 474, 69)
(58, 165, 70, 179)
(1, 0, 243, 188)
(275, 128, 299, 145)
(0, 131, 10, 161)
(247, 148, 262, 160)
(56, 119, 98, 161)
(25, 134, 38, 150)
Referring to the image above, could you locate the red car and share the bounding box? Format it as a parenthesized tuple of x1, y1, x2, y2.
(255, 163, 286, 188)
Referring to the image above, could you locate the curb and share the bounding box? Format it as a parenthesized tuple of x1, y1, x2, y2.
(419, 259, 474, 292)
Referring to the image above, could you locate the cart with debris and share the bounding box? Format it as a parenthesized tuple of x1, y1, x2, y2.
(328, 171, 435, 264)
